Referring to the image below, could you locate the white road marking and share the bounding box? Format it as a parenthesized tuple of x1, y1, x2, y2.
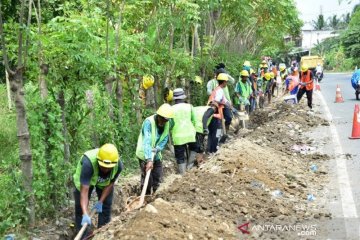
(316, 91, 358, 237)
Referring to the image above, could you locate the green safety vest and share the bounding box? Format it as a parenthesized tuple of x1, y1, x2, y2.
(73, 149, 119, 191)
(193, 106, 212, 133)
(210, 79, 232, 103)
(171, 103, 196, 145)
(135, 115, 170, 161)
(239, 81, 251, 99)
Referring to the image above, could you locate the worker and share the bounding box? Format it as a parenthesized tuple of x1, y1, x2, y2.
(235, 70, 253, 113)
(258, 60, 268, 77)
(297, 64, 314, 109)
(279, 64, 288, 81)
(207, 68, 233, 132)
(73, 143, 123, 236)
(206, 73, 231, 151)
(207, 63, 235, 100)
(270, 71, 278, 97)
(249, 69, 258, 112)
(136, 103, 174, 194)
(315, 63, 323, 82)
(243, 60, 251, 72)
(193, 102, 218, 163)
(262, 72, 273, 105)
(170, 88, 198, 174)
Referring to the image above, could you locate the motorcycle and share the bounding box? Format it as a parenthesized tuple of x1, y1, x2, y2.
(351, 70, 360, 100)
(315, 71, 323, 82)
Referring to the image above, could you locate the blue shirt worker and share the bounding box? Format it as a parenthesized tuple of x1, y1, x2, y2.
(135, 103, 174, 194)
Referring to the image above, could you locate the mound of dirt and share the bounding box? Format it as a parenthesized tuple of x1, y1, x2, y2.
(93, 101, 331, 239)
(94, 198, 235, 239)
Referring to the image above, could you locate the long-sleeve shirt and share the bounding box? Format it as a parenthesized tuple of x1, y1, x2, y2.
(142, 118, 169, 160)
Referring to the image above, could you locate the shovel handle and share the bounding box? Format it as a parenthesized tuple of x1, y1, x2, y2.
(137, 152, 155, 208)
(74, 209, 96, 240)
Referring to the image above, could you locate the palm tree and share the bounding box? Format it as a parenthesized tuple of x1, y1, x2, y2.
(312, 14, 326, 30)
(328, 15, 340, 30)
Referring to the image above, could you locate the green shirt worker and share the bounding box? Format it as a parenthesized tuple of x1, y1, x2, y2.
(73, 143, 123, 237)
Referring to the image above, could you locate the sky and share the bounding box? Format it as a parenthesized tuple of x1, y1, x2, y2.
(295, 0, 359, 29)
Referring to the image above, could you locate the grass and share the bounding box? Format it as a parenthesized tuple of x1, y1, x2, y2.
(0, 84, 22, 235)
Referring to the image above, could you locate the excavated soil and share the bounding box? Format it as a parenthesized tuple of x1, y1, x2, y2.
(91, 102, 331, 240)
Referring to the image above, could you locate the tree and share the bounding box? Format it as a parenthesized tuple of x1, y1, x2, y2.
(0, 0, 35, 225)
(328, 15, 340, 30)
(342, 4, 360, 66)
(313, 14, 326, 30)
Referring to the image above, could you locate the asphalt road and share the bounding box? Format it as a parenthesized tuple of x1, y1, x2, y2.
(313, 72, 360, 239)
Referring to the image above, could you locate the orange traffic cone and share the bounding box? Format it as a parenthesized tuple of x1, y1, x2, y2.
(335, 85, 344, 103)
(315, 79, 321, 91)
(349, 104, 360, 139)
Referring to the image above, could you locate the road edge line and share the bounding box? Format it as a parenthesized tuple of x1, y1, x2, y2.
(316, 91, 358, 220)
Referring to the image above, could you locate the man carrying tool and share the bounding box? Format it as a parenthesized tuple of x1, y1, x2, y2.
(297, 64, 314, 109)
(136, 103, 174, 194)
(206, 73, 231, 151)
(170, 88, 198, 174)
(235, 70, 253, 113)
(249, 69, 258, 112)
(262, 72, 273, 105)
(73, 143, 123, 237)
(207, 64, 234, 128)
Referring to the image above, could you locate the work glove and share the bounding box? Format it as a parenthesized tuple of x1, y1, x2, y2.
(203, 128, 209, 135)
(92, 201, 103, 213)
(81, 214, 91, 226)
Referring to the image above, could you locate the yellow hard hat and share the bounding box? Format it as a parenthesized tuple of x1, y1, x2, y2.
(216, 73, 229, 81)
(264, 72, 271, 80)
(269, 72, 275, 78)
(194, 76, 203, 84)
(261, 60, 267, 64)
(240, 70, 249, 77)
(280, 66, 286, 71)
(259, 63, 268, 69)
(250, 68, 255, 75)
(97, 143, 119, 168)
(142, 75, 155, 90)
(157, 103, 174, 119)
(301, 65, 308, 72)
(166, 89, 173, 102)
(243, 61, 251, 67)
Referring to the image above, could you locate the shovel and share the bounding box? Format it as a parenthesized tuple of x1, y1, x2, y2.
(74, 209, 96, 240)
(125, 153, 155, 212)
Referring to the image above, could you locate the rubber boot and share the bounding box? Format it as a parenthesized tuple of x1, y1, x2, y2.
(178, 163, 186, 175)
(187, 151, 196, 170)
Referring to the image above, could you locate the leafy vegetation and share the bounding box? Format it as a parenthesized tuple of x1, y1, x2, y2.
(311, 4, 360, 71)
